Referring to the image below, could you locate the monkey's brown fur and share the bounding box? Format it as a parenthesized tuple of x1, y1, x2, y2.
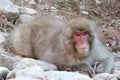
(11, 16, 114, 75)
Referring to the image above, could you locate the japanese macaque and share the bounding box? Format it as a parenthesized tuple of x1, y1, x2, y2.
(11, 16, 114, 76)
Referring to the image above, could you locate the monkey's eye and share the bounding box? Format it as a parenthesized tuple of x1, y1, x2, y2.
(73, 31, 82, 36)
(74, 32, 80, 36)
(83, 31, 89, 35)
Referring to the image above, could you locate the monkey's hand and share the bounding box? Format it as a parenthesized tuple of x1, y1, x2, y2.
(95, 57, 114, 74)
(78, 64, 94, 77)
(92, 61, 104, 74)
(95, 64, 104, 73)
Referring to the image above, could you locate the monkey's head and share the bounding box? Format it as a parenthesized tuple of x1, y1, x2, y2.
(68, 17, 94, 57)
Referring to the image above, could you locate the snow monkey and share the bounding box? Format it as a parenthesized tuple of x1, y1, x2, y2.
(11, 16, 114, 76)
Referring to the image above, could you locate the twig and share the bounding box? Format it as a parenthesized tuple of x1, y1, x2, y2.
(0, 17, 15, 29)
(92, 62, 99, 76)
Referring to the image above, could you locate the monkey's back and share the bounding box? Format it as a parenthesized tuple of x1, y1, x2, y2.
(11, 16, 66, 60)
(30, 16, 66, 59)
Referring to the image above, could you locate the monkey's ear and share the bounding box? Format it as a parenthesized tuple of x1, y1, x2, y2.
(62, 26, 73, 38)
(88, 20, 99, 37)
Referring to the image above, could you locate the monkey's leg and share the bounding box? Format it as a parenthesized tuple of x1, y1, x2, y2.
(11, 25, 34, 58)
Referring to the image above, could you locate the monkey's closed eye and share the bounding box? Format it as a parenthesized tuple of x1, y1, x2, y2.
(83, 31, 89, 35)
(73, 32, 81, 36)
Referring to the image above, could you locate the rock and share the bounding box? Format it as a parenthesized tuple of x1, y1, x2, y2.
(73, 74, 92, 80)
(29, 0, 36, 5)
(0, 42, 22, 70)
(0, 32, 19, 70)
(95, 0, 101, 4)
(20, 7, 37, 14)
(0, 0, 19, 13)
(17, 14, 34, 24)
(45, 71, 91, 80)
(37, 5, 49, 10)
(115, 61, 120, 70)
(93, 73, 117, 80)
(0, 32, 6, 46)
(0, 32, 10, 51)
(7, 65, 45, 80)
(0, 52, 16, 70)
(0, 0, 37, 14)
(7, 70, 91, 80)
(114, 70, 120, 79)
(50, 6, 57, 12)
(82, 11, 89, 15)
(0, 67, 9, 80)
(7, 58, 57, 79)
(14, 58, 57, 71)
(6, 58, 92, 80)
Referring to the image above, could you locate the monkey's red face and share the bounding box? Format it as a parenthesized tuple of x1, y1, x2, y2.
(72, 31, 90, 56)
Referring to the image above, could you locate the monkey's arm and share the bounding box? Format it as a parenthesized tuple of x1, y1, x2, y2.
(96, 57, 114, 73)
(75, 63, 93, 76)
(92, 38, 114, 74)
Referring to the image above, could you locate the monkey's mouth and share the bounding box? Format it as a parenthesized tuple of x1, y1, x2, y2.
(77, 48, 87, 51)
(77, 47, 87, 49)
(76, 47, 88, 54)
(76, 46, 88, 50)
